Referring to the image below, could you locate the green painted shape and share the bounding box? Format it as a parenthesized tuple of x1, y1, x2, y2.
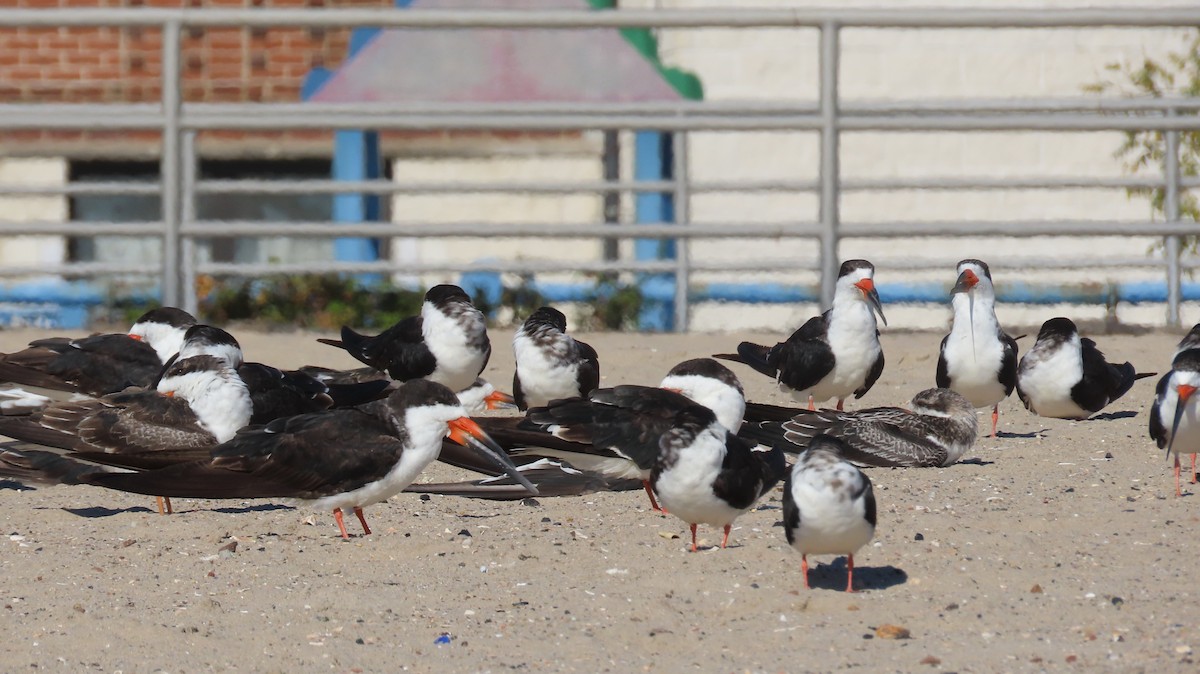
(586, 0, 703, 100)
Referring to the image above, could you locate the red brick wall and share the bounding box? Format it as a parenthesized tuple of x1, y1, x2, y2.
(0, 0, 394, 157)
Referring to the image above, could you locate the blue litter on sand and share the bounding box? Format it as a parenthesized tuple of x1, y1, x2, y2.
(434, 633, 452, 645)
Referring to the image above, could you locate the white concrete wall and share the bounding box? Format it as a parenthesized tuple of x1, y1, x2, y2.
(390, 137, 609, 288)
(0, 158, 67, 270)
(623, 0, 1200, 330)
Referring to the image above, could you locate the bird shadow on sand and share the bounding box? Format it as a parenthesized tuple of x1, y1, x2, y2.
(0, 479, 34, 491)
(1090, 411, 1138, 421)
(62, 505, 157, 518)
(209, 503, 295, 515)
(957, 457, 995, 466)
(996, 430, 1041, 439)
(804, 558, 908, 592)
(60, 503, 295, 518)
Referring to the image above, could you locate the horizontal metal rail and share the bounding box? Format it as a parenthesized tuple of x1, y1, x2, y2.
(5, 7, 1200, 29)
(0, 7, 1198, 329)
(0, 219, 1193, 240)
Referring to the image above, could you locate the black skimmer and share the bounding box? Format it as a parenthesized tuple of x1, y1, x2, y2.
(82, 380, 535, 539)
(405, 457, 640, 500)
(512, 306, 600, 410)
(0, 351, 251, 514)
(935, 259, 1019, 437)
(1174, 323, 1200, 356)
(0, 353, 251, 456)
(318, 284, 491, 393)
(295, 364, 513, 414)
(0, 306, 195, 398)
(716, 259, 886, 411)
(741, 388, 978, 468)
(163, 324, 392, 425)
(480, 358, 747, 512)
(650, 405, 786, 552)
(783, 434, 877, 592)
(1149, 348, 1200, 497)
(1016, 317, 1154, 419)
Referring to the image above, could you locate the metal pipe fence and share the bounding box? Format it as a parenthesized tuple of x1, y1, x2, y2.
(0, 7, 1197, 330)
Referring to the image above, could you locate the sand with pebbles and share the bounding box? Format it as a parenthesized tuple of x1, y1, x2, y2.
(0, 325, 1195, 673)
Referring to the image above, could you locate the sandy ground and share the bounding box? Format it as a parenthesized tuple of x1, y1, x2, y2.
(0, 324, 1196, 673)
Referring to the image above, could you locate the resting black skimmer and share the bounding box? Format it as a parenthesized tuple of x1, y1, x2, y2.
(783, 435, 877, 592)
(405, 457, 640, 501)
(651, 405, 786, 552)
(481, 358, 747, 512)
(1016, 317, 1153, 419)
(741, 388, 978, 468)
(0, 306, 196, 399)
(512, 306, 600, 411)
(0, 352, 252, 514)
(1174, 323, 1200, 356)
(1149, 348, 1200, 497)
(935, 260, 1019, 437)
(83, 380, 535, 539)
(295, 364, 514, 415)
(164, 325, 391, 424)
(716, 259, 886, 411)
(318, 284, 491, 393)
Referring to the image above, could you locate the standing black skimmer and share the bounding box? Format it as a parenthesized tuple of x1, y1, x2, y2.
(741, 388, 978, 468)
(481, 358, 747, 513)
(716, 259, 886, 411)
(651, 405, 786, 552)
(1149, 348, 1200, 497)
(82, 380, 535, 539)
(783, 435, 877, 592)
(935, 259, 1019, 437)
(1016, 317, 1154, 419)
(318, 284, 491, 393)
(512, 306, 600, 410)
(0, 306, 195, 399)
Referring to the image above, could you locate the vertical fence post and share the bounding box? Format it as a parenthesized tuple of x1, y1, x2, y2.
(160, 18, 183, 309)
(818, 21, 841, 309)
(181, 130, 199, 318)
(673, 130, 691, 332)
(1165, 107, 1182, 328)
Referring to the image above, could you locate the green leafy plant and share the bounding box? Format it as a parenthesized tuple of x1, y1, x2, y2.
(1085, 30, 1200, 252)
(580, 277, 644, 331)
(199, 274, 424, 330)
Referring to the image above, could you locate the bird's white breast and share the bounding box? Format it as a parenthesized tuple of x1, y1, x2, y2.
(1019, 339, 1087, 418)
(654, 428, 744, 527)
(807, 302, 881, 402)
(422, 303, 488, 393)
(787, 463, 874, 556)
(513, 330, 580, 408)
(942, 303, 1008, 408)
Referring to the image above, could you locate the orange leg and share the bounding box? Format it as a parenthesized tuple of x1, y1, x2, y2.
(354, 506, 371, 536)
(721, 524, 732, 549)
(845, 554, 856, 593)
(154, 496, 174, 515)
(1175, 455, 1183, 498)
(836, 399, 845, 411)
(991, 405, 1000, 438)
(801, 554, 810, 589)
(333, 508, 350, 539)
(807, 395, 815, 411)
(642, 479, 666, 514)
(689, 523, 699, 552)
